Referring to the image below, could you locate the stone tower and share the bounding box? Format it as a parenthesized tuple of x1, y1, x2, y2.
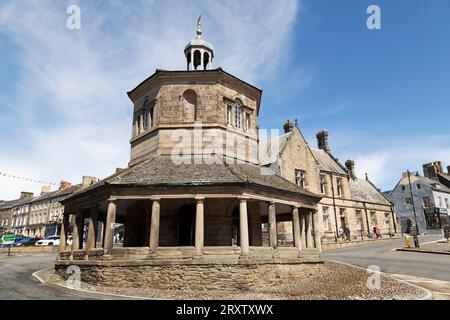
(128, 19, 261, 166)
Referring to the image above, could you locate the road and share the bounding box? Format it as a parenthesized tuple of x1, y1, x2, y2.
(1, 237, 449, 300)
(325, 235, 450, 281)
(0, 255, 101, 300)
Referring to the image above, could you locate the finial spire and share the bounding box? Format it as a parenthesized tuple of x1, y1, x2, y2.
(196, 15, 202, 39)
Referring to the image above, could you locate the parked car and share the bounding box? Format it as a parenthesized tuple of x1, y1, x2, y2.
(1, 234, 28, 247)
(13, 236, 31, 246)
(16, 237, 40, 246)
(35, 236, 60, 246)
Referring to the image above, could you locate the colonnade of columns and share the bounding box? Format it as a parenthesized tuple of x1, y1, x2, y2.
(59, 197, 322, 259)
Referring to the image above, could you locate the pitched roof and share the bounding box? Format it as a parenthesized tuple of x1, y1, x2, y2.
(349, 179, 391, 205)
(310, 148, 347, 175)
(66, 156, 321, 200)
(260, 131, 292, 166)
(438, 172, 450, 189)
(0, 185, 82, 212)
(413, 175, 450, 194)
(0, 196, 34, 211)
(32, 184, 82, 203)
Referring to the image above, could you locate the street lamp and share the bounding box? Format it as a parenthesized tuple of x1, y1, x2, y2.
(407, 170, 420, 248)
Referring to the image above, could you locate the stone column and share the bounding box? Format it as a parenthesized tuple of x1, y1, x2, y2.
(78, 215, 85, 250)
(312, 210, 322, 251)
(71, 214, 80, 256)
(300, 212, 307, 249)
(239, 197, 250, 257)
(86, 208, 99, 251)
(268, 202, 277, 249)
(306, 210, 314, 248)
(58, 214, 69, 253)
(104, 200, 117, 256)
(194, 197, 204, 257)
(292, 206, 301, 251)
(149, 198, 160, 253)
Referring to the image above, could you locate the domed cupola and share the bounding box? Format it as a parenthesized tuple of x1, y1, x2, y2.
(184, 16, 214, 70)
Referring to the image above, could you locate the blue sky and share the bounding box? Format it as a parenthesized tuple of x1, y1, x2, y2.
(1, 0, 449, 199)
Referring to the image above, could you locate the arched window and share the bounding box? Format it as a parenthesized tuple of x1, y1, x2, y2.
(182, 90, 197, 122)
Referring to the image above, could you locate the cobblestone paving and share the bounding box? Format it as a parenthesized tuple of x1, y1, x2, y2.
(40, 261, 426, 300)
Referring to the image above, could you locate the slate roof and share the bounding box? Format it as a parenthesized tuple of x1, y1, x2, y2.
(67, 156, 321, 200)
(413, 175, 450, 194)
(310, 148, 347, 175)
(349, 179, 391, 205)
(260, 132, 292, 166)
(0, 196, 34, 211)
(0, 185, 82, 212)
(438, 173, 450, 189)
(32, 185, 82, 203)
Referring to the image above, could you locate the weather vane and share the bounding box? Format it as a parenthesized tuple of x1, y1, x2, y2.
(196, 15, 202, 39)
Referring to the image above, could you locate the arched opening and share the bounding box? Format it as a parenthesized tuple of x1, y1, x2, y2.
(193, 50, 201, 70)
(203, 52, 210, 70)
(182, 90, 197, 122)
(178, 204, 196, 246)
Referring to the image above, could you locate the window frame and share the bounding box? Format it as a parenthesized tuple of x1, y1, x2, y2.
(322, 207, 330, 231)
(294, 169, 306, 188)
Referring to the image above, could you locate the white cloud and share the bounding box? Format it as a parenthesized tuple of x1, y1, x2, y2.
(0, 0, 301, 199)
(353, 135, 450, 191)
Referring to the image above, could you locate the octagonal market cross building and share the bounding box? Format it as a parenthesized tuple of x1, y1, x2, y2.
(56, 20, 324, 290)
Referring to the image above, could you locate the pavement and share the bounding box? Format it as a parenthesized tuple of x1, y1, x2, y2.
(325, 234, 450, 299)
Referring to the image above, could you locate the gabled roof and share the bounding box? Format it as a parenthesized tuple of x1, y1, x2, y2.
(64, 156, 322, 202)
(349, 179, 391, 205)
(261, 131, 292, 166)
(310, 148, 347, 175)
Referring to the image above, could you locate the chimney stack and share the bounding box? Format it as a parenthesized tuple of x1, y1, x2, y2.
(82, 176, 97, 186)
(345, 160, 356, 179)
(423, 161, 443, 180)
(20, 192, 33, 200)
(41, 186, 51, 195)
(59, 180, 71, 190)
(316, 130, 330, 153)
(283, 120, 294, 134)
